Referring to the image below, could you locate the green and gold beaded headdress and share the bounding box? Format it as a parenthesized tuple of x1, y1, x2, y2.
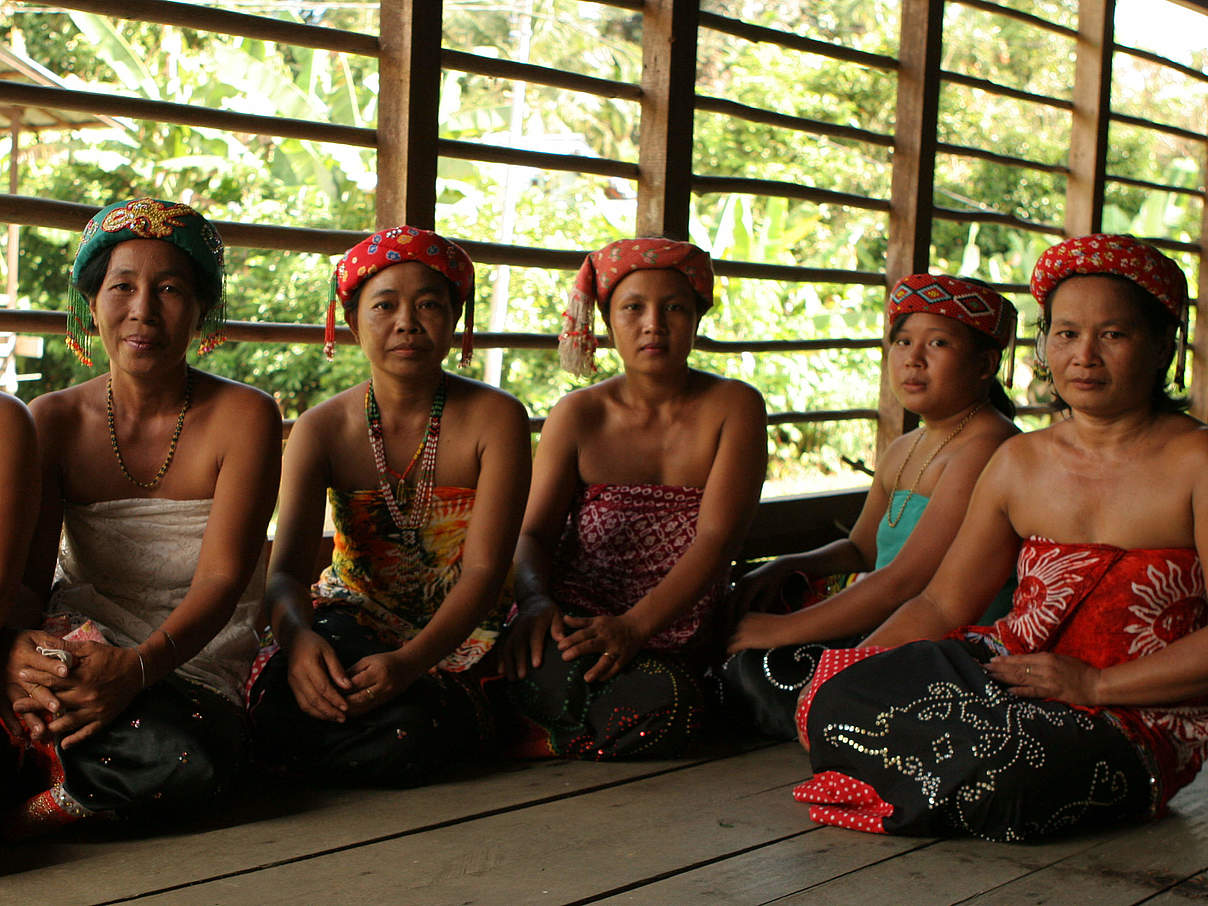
(67, 197, 227, 366)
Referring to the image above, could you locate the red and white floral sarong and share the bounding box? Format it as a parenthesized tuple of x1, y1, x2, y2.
(792, 538, 1208, 841)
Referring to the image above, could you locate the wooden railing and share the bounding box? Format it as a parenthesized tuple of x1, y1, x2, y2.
(1, 0, 1205, 452)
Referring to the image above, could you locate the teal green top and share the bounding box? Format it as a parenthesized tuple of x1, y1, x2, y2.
(875, 491, 1014, 626)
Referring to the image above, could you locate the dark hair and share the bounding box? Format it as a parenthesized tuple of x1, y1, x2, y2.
(888, 312, 1016, 419)
(342, 271, 463, 323)
(1040, 275, 1187, 414)
(73, 243, 221, 315)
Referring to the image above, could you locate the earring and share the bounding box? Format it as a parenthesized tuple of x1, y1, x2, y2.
(1033, 331, 1050, 382)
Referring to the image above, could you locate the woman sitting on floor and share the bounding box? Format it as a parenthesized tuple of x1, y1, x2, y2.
(721, 274, 1019, 739)
(499, 237, 767, 759)
(0, 392, 39, 703)
(795, 234, 1208, 842)
(247, 227, 530, 785)
(2, 198, 281, 837)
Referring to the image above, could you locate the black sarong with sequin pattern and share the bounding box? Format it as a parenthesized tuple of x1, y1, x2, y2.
(803, 639, 1154, 842)
(503, 634, 708, 760)
(248, 607, 495, 786)
(2, 674, 246, 838)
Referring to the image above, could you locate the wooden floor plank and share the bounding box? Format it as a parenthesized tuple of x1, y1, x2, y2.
(591, 827, 930, 905)
(958, 771, 1208, 905)
(1141, 870, 1208, 904)
(769, 831, 1109, 905)
(0, 755, 716, 904)
(127, 744, 816, 905)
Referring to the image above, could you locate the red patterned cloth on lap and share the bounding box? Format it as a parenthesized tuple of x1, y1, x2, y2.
(794, 537, 1208, 835)
(965, 537, 1208, 797)
(549, 483, 728, 653)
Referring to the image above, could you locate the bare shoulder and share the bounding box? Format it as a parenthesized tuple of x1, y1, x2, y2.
(0, 392, 33, 433)
(545, 379, 615, 429)
(28, 378, 102, 437)
(292, 382, 366, 440)
(694, 371, 764, 411)
(1160, 414, 1208, 465)
(448, 373, 530, 427)
(194, 370, 280, 428)
(953, 410, 1020, 460)
(986, 427, 1041, 471)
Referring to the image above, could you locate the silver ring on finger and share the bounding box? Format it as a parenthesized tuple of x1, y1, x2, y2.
(601, 651, 616, 660)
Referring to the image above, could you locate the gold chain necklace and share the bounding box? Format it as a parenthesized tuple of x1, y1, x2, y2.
(107, 369, 193, 489)
(886, 400, 985, 527)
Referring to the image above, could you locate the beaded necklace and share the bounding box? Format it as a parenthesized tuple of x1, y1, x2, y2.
(365, 374, 446, 544)
(107, 368, 193, 489)
(886, 400, 985, 528)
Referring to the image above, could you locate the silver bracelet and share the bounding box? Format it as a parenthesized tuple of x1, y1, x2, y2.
(135, 649, 147, 689)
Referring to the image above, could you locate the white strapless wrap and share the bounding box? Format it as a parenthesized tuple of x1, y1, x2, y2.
(47, 498, 263, 704)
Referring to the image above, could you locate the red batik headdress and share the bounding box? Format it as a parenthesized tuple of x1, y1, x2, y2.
(327, 226, 476, 366)
(1030, 234, 1189, 388)
(560, 237, 713, 377)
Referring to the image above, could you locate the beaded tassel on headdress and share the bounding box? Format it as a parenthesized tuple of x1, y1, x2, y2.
(66, 283, 94, 367)
(197, 274, 228, 355)
(325, 273, 339, 360)
(559, 279, 599, 377)
(1175, 307, 1189, 390)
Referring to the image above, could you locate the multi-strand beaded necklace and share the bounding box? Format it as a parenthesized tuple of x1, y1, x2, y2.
(365, 374, 446, 545)
(107, 368, 193, 489)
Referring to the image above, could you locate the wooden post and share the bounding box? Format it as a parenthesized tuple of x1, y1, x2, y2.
(377, 0, 442, 230)
(1192, 137, 1208, 422)
(6, 116, 18, 307)
(1066, 0, 1114, 236)
(878, 0, 945, 455)
(636, 0, 698, 240)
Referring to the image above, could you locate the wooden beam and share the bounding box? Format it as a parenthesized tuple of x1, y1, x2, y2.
(376, 1, 441, 229)
(1193, 140, 1208, 422)
(0, 82, 374, 147)
(636, 0, 698, 239)
(1065, 0, 1114, 236)
(6, 117, 18, 308)
(879, 0, 945, 454)
(51, 0, 379, 55)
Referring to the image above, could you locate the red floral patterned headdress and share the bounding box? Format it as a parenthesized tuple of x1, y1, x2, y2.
(327, 226, 475, 365)
(560, 238, 713, 376)
(1030, 233, 1189, 388)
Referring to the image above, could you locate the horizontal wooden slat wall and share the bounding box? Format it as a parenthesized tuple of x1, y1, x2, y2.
(0, 0, 1205, 448)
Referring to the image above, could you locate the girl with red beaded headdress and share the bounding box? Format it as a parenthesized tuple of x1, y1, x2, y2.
(720, 273, 1020, 739)
(247, 226, 530, 786)
(3, 198, 281, 837)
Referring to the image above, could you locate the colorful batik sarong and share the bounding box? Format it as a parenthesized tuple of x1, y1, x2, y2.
(550, 483, 726, 653)
(793, 538, 1208, 842)
(248, 486, 507, 784)
(503, 483, 724, 759)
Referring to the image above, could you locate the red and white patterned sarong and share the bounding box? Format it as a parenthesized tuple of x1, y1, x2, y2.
(551, 483, 727, 652)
